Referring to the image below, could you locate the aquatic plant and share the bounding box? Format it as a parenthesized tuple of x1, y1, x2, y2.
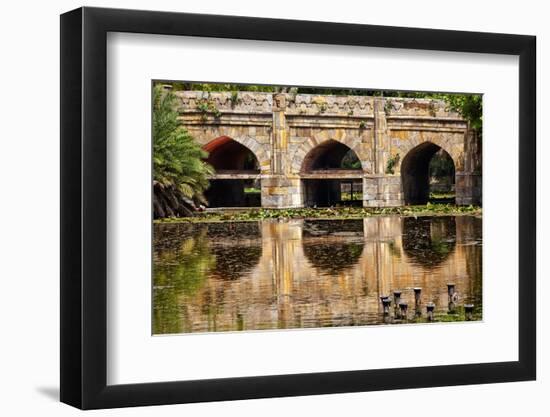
(155, 204, 481, 224)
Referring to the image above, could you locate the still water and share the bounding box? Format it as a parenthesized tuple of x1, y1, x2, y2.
(153, 216, 482, 334)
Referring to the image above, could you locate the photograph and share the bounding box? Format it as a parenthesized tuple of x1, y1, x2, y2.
(152, 82, 483, 335)
(0, 0, 542, 413)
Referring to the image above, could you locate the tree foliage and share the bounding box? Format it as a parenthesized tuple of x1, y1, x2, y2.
(341, 149, 361, 169)
(429, 149, 455, 179)
(440, 93, 482, 132)
(153, 85, 213, 217)
(161, 82, 277, 93)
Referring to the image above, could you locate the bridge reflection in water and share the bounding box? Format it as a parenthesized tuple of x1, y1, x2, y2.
(153, 216, 482, 334)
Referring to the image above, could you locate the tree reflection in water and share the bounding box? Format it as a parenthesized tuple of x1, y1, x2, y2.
(302, 219, 364, 275)
(209, 244, 262, 280)
(153, 216, 482, 334)
(207, 221, 263, 280)
(153, 229, 215, 334)
(402, 216, 456, 268)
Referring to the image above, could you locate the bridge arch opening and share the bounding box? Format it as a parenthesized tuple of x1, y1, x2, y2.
(203, 136, 261, 207)
(401, 142, 456, 205)
(301, 139, 362, 171)
(300, 140, 363, 207)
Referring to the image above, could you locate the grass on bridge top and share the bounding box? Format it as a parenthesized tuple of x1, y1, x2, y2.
(154, 203, 482, 223)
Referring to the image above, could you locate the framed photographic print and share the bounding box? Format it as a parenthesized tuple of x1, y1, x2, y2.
(60, 6, 536, 409)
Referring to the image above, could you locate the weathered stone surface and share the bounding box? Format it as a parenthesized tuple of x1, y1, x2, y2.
(175, 91, 480, 208)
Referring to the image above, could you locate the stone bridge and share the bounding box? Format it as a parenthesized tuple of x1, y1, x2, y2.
(173, 90, 481, 208)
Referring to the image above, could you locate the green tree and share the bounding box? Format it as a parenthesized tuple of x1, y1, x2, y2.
(429, 149, 455, 178)
(440, 93, 482, 133)
(162, 82, 277, 93)
(153, 85, 213, 218)
(341, 149, 362, 169)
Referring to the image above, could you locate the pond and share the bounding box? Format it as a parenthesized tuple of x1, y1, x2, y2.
(153, 215, 482, 334)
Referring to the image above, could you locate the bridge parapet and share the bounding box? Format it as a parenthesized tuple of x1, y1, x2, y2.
(175, 91, 273, 115)
(284, 94, 374, 117)
(175, 91, 376, 118)
(171, 90, 480, 208)
(384, 97, 462, 119)
(174, 91, 461, 119)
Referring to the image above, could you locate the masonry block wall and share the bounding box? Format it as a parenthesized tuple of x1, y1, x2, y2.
(174, 90, 481, 208)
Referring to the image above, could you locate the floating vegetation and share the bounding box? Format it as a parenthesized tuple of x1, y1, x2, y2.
(155, 203, 481, 224)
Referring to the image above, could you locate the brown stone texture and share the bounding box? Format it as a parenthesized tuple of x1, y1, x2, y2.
(174, 91, 481, 208)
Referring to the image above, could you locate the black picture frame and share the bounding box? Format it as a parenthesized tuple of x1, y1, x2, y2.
(60, 6, 536, 410)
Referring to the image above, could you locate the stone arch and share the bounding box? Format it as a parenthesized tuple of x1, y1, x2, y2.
(202, 135, 269, 173)
(203, 136, 265, 208)
(297, 138, 365, 207)
(300, 139, 362, 172)
(391, 132, 464, 174)
(292, 135, 369, 173)
(400, 141, 457, 205)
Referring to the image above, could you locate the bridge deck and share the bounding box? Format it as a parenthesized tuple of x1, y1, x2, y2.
(210, 170, 364, 180)
(300, 170, 364, 179)
(209, 170, 261, 180)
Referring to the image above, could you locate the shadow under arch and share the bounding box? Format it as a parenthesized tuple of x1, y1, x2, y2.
(204, 135, 260, 172)
(400, 141, 456, 205)
(300, 140, 363, 207)
(203, 136, 261, 207)
(402, 216, 456, 268)
(301, 139, 362, 172)
(205, 221, 263, 281)
(301, 219, 365, 275)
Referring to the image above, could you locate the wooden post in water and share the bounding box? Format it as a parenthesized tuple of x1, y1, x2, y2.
(398, 302, 408, 321)
(447, 283, 457, 314)
(447, 283, 456, 299)
(382, 298, 391, 315)
(393, 291, 401, 311)
(414, 287, 422, 316)
(464, 304, 474, 321)
(380, 295, 389, 314)
(426, 302, 435, 321)
(393, 291, 402, 318)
